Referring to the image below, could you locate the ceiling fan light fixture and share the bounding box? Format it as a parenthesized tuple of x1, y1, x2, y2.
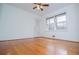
(40, 5, 43, 8)
(37, 5, 40, 10)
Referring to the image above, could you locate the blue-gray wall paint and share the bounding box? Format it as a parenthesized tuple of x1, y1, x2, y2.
(39, 4, 79, 42)
(0, 4, 39, 40)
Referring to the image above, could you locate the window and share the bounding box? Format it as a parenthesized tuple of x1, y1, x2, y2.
(56, 13, 66, 29)
(46, 17, 55, 30)
(46, 13, 66, 30)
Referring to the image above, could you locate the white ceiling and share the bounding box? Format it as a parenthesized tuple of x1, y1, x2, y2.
(8, 3, 74, 15)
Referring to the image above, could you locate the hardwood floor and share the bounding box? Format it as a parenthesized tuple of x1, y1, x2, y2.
(0, 37, 79, 55)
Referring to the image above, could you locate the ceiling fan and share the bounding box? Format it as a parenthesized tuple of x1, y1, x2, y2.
(33, 3, 49, 11)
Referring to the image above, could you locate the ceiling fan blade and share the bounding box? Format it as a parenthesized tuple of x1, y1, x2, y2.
(42, 4, 49, 6)
(34, 3, 41, 5)
(33, 7, 37, 9)
(33, 3, 37, 4)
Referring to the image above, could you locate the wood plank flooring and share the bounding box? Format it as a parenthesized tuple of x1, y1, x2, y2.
(0, 37, 79, 55)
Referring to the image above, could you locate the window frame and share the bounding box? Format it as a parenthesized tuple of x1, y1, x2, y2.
(46, 12, 67, 31)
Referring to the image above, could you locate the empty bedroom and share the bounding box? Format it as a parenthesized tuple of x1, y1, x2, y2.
(0, 3, 79, 55)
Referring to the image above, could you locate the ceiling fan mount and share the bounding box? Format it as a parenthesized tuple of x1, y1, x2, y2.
(33, 3, 49, 11)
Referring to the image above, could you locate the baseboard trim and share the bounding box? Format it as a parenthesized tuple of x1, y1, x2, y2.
(0, 36, 79, 43)
(0, 37, 36, 42)
(38, 36, 79, 43)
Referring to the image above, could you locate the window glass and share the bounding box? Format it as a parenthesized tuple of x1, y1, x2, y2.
(46, 19, 50, 24)
(57, 15, 66, 22)
(50, 18, 54, 24)
(46, 17, 55, 30)
(56, 13, 66, 29)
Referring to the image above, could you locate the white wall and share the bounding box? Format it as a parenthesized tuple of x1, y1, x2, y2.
(0, 4, 79, 42)
(0, 4, 39, 40)
(40, 4, 79, 42)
